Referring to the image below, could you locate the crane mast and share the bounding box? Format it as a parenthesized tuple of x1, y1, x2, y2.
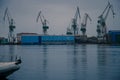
(81, 13, 92, 36)
(97, 2, 115, 42)
(36, 11, 49, 35)
(71, 6, 81, 35)
(3, 8, 16, 43)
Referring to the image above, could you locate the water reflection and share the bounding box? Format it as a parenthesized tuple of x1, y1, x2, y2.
(71, 45, 79, 80)
(9, 45, 15, 61)
(1, 45, 120, 80)
(97, 45, 120, 80)
(0, 46, 6, 62)
(67, 45, 87, 80)
(42, 45, 48, 80)
(97, 45, 107, 66)
(81, 45, 87, 68)
(97, 45, 107, 80)
(0, 45, 16, 62)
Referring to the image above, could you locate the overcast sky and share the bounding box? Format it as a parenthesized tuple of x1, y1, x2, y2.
(0, 0, 120, 37)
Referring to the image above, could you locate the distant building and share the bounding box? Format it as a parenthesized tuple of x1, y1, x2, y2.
(17, 33, 75, 44)
(108, 30, 120, 44)
(0, 37, 8, 44)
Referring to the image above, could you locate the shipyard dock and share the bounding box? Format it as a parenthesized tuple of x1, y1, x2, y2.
(1, 30, 120, 45)
(16, 33, 75, 45)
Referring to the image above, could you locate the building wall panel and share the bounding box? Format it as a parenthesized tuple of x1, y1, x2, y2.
(108, 30, 120, 44)
(21, 36, 39, 44)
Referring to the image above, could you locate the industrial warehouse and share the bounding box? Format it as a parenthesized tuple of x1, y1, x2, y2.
(0, 2, 120, 45)
(17, 33, 74, 45)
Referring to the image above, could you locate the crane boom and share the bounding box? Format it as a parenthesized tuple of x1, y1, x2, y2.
(110, 5, 115, 18)
(82, 13, 92, 26)
(87, 13, 92, 22)
(36, 11, 41, 22)
(104, 4, 115, 20)
(99, 2, 110, 18)
(36, 11, 45, 25)
(36, 11, 49, 35)
(74, 6, 81, 22)
(3, 8, 11, 25)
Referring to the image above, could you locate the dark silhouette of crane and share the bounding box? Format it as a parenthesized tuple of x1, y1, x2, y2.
(96, 2, 115, 42)
(36, 11, 49, 35)
(81, 13, 92, 36)
(71, 6, 81, 35)
(3, 8, 16, 43)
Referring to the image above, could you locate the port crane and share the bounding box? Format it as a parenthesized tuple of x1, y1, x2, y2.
(97, 2, 115, 41)
(81, 13, 92, 36)
(36, 11, 49, 35)
(3, 8, 16, 43)
(71, 6, 81, 35)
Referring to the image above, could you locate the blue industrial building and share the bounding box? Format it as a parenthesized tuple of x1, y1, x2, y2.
(41, 35, 74, 44)
(108, 30, 120, 44)
(20, 35, 75, 44)
(21, 35, 40, 44)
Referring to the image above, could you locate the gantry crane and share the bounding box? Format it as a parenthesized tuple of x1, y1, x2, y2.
(81, 13, 92, 36)
(96, 2, 115, 41)
(3, 8, 16, 43)
(36, 11, 49, 35)
(71, 6, 81, 35)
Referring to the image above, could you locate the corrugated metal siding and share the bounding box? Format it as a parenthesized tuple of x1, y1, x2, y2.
(21, 36, 39, 44)
(41, 35, 75, 44)
(21, 35, 74, 44)
(41, 36, 74, 42)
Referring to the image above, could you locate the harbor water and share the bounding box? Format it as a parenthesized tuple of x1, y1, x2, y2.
(0, 45, 120, 80)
